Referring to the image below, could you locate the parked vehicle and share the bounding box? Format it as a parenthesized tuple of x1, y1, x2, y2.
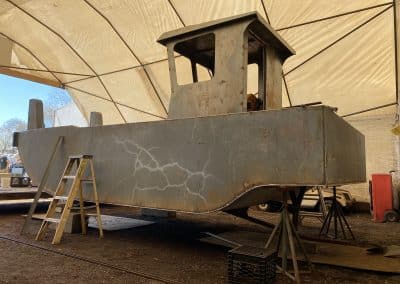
(258, 187, 356, 212)
(0, 156, 8, 172)
(9, 164, 31, 187)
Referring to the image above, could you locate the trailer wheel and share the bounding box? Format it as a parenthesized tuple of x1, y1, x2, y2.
(384, 210, 399, 222)
(258, 201, 282, 212)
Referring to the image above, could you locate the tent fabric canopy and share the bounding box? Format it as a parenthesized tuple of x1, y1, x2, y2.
(0, 0, 396, 124)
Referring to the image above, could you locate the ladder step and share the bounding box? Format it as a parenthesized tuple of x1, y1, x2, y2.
(63, 175, 76, 180)
(299, 211, 324, 217)
(86, 213, 102, 217)
(44, 217, 60, 223)
(62, 176, 93, 182)
(69, 154, 93, 159)
(71, 205, 97, 210)
(53, 196, 68, 201)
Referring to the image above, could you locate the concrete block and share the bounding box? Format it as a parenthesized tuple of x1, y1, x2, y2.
(49, 212, 87, 234)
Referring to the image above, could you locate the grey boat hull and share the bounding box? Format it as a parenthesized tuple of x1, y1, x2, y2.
(16, 106, 366, 213)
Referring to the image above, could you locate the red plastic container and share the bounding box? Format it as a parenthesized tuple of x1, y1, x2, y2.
(371, 174, 393, 222)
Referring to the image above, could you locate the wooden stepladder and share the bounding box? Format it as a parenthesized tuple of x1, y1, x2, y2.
(36, 155, 103, 245)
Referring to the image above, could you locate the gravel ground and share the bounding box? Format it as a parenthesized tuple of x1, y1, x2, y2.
(0, 203, 399, 283)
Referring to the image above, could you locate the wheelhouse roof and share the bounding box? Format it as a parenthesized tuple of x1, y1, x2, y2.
(157, 12, 295, 60)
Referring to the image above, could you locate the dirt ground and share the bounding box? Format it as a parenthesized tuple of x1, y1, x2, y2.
(0, 203, 399, 284)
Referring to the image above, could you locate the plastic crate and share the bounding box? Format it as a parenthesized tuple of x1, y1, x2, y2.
(228, 245, 277, 284)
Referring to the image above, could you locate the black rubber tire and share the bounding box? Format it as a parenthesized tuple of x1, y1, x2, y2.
(258, 203, 269, 211)
(384, 210, 399, 222)
(323, 199, 333, 212)
(268, 201, 282, 212)
(258, 201, 282, 212)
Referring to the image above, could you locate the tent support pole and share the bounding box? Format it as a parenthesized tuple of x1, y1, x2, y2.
(394, 0, 400, 106)
(392, 1, 400, 193)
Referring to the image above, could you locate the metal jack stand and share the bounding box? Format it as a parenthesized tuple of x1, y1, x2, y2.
(319, 186, 355, 240)
(265, 190, 312, 283)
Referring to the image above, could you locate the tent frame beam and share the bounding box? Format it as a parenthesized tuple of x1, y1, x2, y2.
(4, 0, 127, 123)
(260, 0, 293, 106)
(282, 72, 292, 106)
(260, 0, 271, 25)
(0, 65, 93, 78)
(341, 103, 397, 118)
(1, 27, 167, 121)
(63, 55, 183, 85)
(167, 0, 186, 27)
(82, 0, 168, 116)
(0, 67, 61, 88)
(277, 2, 393, 31)
(0, 32, 62, 86)
(284, 5, 393, 76)
(66, 85, 167, 120)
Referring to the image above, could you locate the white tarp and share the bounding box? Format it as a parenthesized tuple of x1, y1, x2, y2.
(54, 102, 88, 127)
(0, 0, 396, 124)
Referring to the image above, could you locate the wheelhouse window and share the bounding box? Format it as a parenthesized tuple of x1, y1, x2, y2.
(174, 33, 215, 85)
(246, 28, 266, 111)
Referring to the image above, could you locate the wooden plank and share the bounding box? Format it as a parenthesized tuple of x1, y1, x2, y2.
(44, 217, 60, 223)
(79, 183, 87, 235)
(201, 230, 400, 273)
(21, 136, 64, 235)
(0, 67, 62, 88)
(0, 198, 51, 205)
(90, 159, 104, 238)
(53, 196, 68, 201)
(63, 175, 76, 179)
(0, 188, 51, 201)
